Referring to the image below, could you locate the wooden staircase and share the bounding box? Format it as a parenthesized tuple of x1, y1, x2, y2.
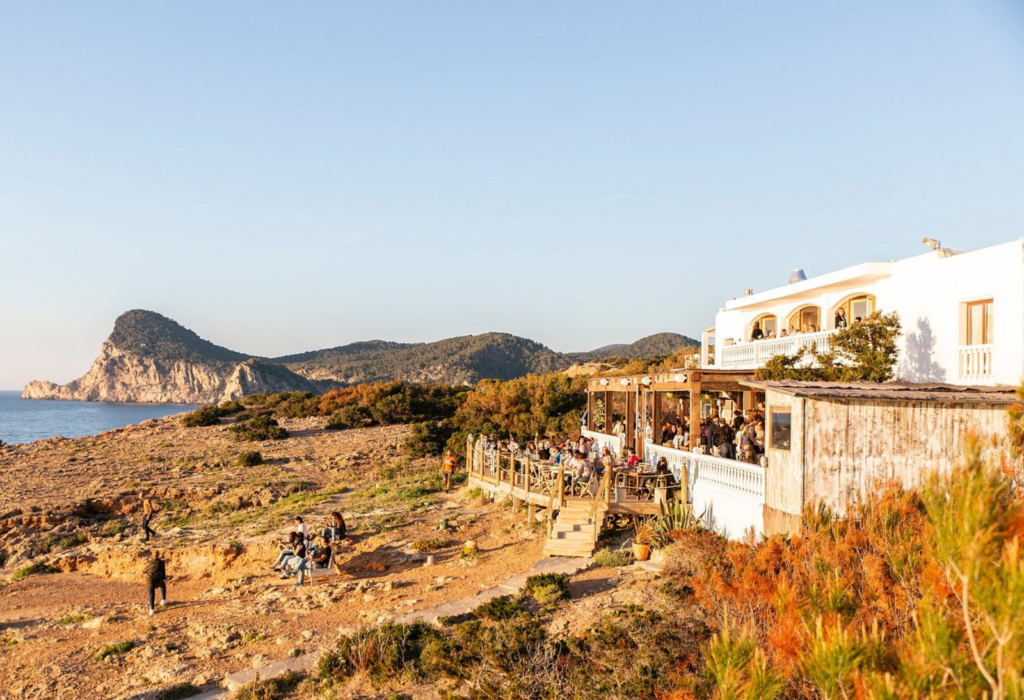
(542, 497, 607, 557)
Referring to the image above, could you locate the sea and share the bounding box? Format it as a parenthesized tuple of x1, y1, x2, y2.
(0, 390, 198, 446)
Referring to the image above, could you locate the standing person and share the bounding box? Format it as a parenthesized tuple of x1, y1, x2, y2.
(835, 307, 849, 329)
(145, 550, 168, 616)
(139, 492, 159, 541)
(441, 451, 457, 492)
(294, 516, 308, 544)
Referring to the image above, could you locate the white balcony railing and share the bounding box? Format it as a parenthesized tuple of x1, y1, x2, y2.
(582, 429, 623, 457)
(643, 441, 765, 503)
(720, 329, 838, 369)
(959, 345, 995, 384)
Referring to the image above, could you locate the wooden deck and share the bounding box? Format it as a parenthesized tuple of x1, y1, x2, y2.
(465, 436, 683, 556)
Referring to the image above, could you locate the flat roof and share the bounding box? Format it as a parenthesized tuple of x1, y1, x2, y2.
(724, 262, 892, 311)
(740, 380, 1019, 405)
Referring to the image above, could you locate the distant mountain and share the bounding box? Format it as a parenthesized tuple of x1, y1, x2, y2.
(23, 310, 328, 403)
(278, 333, 567, 385)
(22, 310, 700, 403)
(568, 333, 700, 362)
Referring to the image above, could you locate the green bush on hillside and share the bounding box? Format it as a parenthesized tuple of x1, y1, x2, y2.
(243, 391, 320, 419)
(237, 450, 263, 467)
(404, 420, 455, 457)
(229, 414, 288, 442)
(14, 561, 57, 580)
(181, 405, 227, 427)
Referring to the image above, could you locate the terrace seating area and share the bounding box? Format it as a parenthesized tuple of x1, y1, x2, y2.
(720, 327, 838, 369)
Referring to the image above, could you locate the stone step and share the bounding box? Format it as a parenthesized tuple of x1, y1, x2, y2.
(542, 540, 596, 557)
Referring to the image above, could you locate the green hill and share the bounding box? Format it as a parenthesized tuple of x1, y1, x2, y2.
(567, 332, 700, 362)
(109, 309, 250, 366)
(276, 332, 567, 385)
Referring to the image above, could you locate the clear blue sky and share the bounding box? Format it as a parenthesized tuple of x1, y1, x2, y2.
(2, 2, 1024, 389)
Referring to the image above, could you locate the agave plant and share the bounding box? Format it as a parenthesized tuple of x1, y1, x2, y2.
(654, 500, 705, 544)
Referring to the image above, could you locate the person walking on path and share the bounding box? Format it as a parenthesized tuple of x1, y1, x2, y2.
(145, 550, 168, 616)
(139, 492, 159, 541)
(441, 451, 457, 492)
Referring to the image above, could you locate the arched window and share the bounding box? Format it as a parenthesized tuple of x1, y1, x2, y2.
(787, 305, 821, 333)
(832, 294, 875, 328)
(749, 313, 777, 340)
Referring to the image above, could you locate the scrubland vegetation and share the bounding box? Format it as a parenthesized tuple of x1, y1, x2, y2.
(304, 439, 1024, 699)
(180, 372, 588, 459)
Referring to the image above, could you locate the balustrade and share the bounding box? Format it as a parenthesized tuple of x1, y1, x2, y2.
(720, 328, 838, 369)
(959, 344, 995, 383)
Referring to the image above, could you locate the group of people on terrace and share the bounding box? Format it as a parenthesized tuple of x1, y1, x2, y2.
(648, 408, 766, 466)
(478, 433, 675, 497)
(749, 307, 862, 342)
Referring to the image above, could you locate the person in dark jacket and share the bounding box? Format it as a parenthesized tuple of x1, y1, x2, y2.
(145, 550, 168, 616)
(295, 536, 333, 586)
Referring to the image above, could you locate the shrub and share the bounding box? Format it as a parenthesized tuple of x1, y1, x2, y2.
(525, 572, 570, 604)
(411, 538, 453, 553)
(325, 404, 371, 431)
(234, 671, 301, 700)
(153, 683, 204, 700)
(101, 519, 129, 537)
(243, 392, 320, 419)
(237, 450, 263, 467)
(181, 405, 225, 427)
(40, 532, 88, 553)
(404, 420, 455, 457)
(474, 595, 524, 621)
(218, 400, 245, 414)
(97, 640, 136, 660)
(318, 623, 445, 685)
(230, 415, 288, 442)
(593, 547, 633, 568)
(13, 561, 57, 580)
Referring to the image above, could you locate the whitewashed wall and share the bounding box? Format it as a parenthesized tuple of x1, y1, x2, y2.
(711, 238, 1024, 386)
(693, 481, 764, 541)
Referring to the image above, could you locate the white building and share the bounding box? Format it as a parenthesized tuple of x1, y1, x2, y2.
(701, 238, 1023, 387)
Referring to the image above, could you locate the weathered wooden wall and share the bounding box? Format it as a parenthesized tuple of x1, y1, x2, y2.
(763, 392, 805, 516)
(801, 398, 1010, 514)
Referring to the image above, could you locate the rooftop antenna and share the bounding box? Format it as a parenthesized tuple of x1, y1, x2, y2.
(922, 237, 963, 258)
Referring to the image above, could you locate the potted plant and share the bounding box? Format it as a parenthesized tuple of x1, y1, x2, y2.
(632, 520, 655, 561)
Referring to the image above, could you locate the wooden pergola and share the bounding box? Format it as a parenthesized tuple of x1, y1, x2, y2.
(585, 369, 759, 457)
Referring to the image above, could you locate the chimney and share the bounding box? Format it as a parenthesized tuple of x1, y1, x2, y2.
(788, 269, 807, 285)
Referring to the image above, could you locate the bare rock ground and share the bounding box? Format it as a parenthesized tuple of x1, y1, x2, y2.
(0, 415, 552, 699)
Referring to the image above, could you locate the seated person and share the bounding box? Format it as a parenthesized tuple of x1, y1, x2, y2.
(270, 531, 303, 571)
(295, 536, 333, 586)
(320, 511, 346, 542)
(624, 448, 641, 469)
(278, 541, 307, 578)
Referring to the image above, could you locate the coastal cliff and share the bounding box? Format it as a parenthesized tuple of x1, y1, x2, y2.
(23, 311, 328, 403)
